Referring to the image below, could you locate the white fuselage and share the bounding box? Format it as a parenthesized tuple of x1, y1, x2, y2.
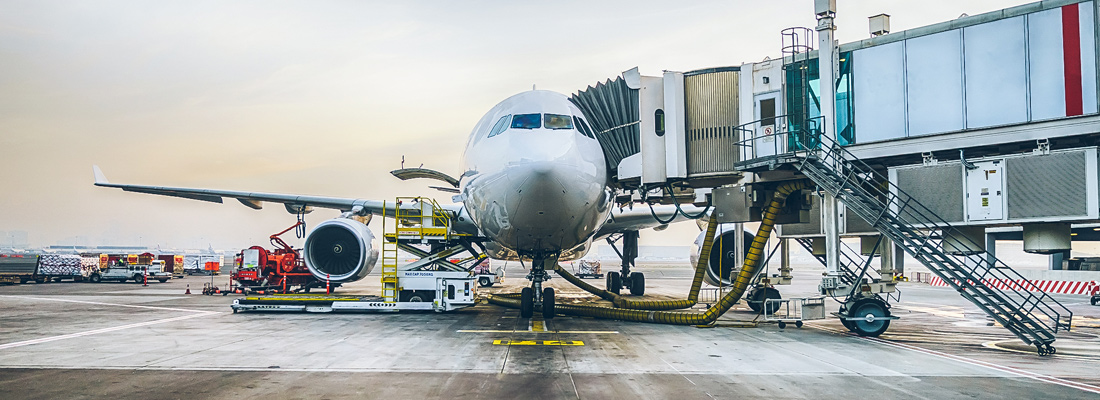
(460, 91, 612, 260)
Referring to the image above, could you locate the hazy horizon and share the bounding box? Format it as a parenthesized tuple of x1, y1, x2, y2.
(2, 0, 1035, 252)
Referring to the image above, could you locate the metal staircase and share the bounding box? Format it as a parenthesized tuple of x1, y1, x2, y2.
(787, 133, 1072, 353)
(793, 238, 864, 286)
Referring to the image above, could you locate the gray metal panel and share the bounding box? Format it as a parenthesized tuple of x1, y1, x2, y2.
(684, 71, 739, 176)
(845, 203, 875, 234)
(1007, 151, 1089, 219)
(905, 30, 965, 137)
(1079, 1, 1098, 114)
(894, 164, 965, 224)
(781, 194, 822, 236)
(852, 41, 907, 143)
(965, 16, 1029, 129)
(1028, 8, 1068, 120)
(570, 78, 640, 174)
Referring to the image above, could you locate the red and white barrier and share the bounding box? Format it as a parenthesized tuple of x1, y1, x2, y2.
(926, 276, 1097, 295)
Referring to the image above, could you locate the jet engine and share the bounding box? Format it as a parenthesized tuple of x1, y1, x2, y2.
(689, 224, 756, 287)
(303, 218, 379, 282)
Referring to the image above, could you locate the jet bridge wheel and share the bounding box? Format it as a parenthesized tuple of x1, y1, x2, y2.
(838, 307, 856, 331)
(520, 287, 534, 318)
(542, 287, 555, 319)
(629, 273, 645, 296)
(747, 287, 781, 315)
(849, 298, 891, 337)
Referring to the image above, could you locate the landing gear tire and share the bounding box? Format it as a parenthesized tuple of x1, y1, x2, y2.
(542, 287, 555, 319)
(607, 272, 621, 295)
(748, 287, 781, 315)
(520, 287, 534, 318)
(479, 277, 494, 288)
(849, 298, 891, 337)
(629, 273, 645, 296)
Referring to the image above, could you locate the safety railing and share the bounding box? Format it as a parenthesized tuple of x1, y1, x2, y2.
(795, 132, 1071, 346)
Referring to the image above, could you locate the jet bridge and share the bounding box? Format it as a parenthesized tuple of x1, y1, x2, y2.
(571, 66, 747, 194)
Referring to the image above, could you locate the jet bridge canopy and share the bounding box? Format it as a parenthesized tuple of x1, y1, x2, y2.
(572, 67, 743, 190)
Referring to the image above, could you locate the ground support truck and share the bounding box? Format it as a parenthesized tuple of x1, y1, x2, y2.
(471, 260, 504, 287)
(38, 254, 84, 282)
(231, 270, 477, 313)
(0, 254, 43, 284)
(89, 260, 172, 283)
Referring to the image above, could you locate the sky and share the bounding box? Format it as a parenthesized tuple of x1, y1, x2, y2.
(0, 0, 1035, 252)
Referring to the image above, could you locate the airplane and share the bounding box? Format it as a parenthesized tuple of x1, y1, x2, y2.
(94, 90, 713, 318)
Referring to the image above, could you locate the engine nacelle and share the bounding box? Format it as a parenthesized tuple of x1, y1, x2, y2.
(303, 218, 379, 283)
(689, 224, 756, 287)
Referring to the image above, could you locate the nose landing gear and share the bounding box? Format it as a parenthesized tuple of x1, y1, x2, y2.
(521, 257, 556, 319)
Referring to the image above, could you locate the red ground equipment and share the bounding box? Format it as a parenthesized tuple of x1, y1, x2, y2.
(230, 222, 322, 294)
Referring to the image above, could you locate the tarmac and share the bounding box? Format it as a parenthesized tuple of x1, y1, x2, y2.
(1, 262, 1098, 399)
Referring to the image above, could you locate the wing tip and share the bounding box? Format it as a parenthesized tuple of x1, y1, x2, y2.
(92, 165, 109, 185)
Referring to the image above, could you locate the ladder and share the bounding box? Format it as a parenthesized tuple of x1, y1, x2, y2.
(787, 133, 1072, 349)
(380, 200, 399, 303)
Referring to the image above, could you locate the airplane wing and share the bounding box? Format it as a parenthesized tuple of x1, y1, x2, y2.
(594, 204, 707, 239)
(92, 165, 457, 216)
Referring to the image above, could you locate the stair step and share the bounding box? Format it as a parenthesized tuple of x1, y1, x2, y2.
(794, 145, 1074, 345)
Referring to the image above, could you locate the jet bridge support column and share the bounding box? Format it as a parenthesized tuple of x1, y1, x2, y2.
(816, 0, 842, 282)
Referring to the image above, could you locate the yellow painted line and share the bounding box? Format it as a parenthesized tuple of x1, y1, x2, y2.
(457, 330, 618, 334)
(492, 340, 584, 346)
(532, 320, 545, 332)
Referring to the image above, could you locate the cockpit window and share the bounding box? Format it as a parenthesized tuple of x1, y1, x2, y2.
(573, 116, 594, 138)
(488, 115, 510, 138)
(544, 114, 574, 130)
(511, 114, 541, 129)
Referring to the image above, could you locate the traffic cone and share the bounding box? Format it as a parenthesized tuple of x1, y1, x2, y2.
(185, 284, 191, 295)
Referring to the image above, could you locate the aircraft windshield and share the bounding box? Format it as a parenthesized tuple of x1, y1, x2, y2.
(488, 115, 510, 138)
(543, 114, 574, 130)
(511, 114, 541, 129)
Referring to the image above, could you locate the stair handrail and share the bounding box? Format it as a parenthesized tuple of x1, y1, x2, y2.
(802, 131, 1074, 336)
(736, 123, 1074, 342)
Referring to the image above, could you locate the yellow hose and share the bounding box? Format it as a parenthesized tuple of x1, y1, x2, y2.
(488, 180, 807, 325)
(551, 213, 719, 311)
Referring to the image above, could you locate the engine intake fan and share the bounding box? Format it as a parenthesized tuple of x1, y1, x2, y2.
(690, 224, 756, 287)
(303, 218, 378, 282)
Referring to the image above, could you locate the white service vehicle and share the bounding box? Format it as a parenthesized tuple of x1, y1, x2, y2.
(230, 270, 477, 313)
(90, 260, 172, 283)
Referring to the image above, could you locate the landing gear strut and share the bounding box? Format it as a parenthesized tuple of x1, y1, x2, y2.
(522, 257, 555, 319)
(606, 231, 645, 296)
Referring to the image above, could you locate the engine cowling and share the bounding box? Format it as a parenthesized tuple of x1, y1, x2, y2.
(689, 223, 755, 287)
(303, 218, 379, 283)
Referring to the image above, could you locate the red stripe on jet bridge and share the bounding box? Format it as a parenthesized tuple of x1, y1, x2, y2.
(1063, 4, 1084, 116)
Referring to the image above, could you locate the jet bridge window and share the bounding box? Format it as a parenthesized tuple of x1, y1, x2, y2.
(511, 113, 541, 129)
(573, 116, 595, 139)
(488, 115, 510, 138)
(543, 113, 574, 130)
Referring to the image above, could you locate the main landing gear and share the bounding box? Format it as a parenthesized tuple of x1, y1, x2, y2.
(605, 230, 646, 296)
(520, 257, 556, 319)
